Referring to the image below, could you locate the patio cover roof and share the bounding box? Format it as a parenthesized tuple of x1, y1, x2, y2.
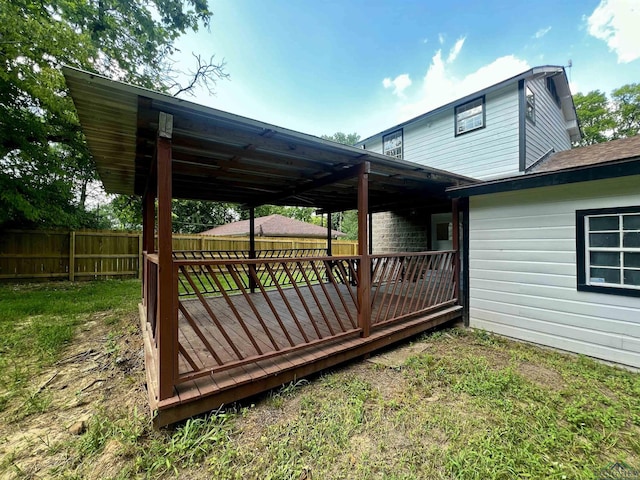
(63, 67, 475, 213)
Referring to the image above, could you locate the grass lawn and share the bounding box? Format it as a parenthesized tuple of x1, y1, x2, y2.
(0, 281, 639, 479)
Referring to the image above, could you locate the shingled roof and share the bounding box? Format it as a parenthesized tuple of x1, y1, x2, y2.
(200, 214, 345, 239)
(529, 135, 640, 173)
(448, 134, 640, 197)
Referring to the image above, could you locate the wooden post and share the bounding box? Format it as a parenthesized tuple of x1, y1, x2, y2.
(452, 198, 460, 301)
(249, 207, 256, 293)
(368, 212, 373, 255)
(69, 231, 75, 281)
(357, 162, 371, 338)
(137, 233, 143, 279)
(327, 212, 332, 256)
(156, 112, 175, 401)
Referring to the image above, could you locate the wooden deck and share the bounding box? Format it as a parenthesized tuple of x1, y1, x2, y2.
(141, 264, 461, 426)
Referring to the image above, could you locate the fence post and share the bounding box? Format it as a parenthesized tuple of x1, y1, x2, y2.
(69, 231, 76, 282)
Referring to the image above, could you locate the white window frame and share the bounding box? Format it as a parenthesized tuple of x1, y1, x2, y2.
(577, 207, 640, 296)
(455, 96, 485, 136)
(383, 129, 403, 159)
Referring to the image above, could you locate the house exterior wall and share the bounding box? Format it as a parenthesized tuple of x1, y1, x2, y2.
(363, 84, 521, 180)
(468, 175, 640, 368)
(371, 210, 429, 254)
(524, 77, 572, 169)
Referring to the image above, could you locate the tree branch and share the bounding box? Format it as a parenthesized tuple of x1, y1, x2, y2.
(169, 53, 229, 97)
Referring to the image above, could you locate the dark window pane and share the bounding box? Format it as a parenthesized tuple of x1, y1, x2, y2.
(590, 232, 619, 247)
(590, 251, 619, 267)
(590, 268, 620, 284)
(623, 269, 640, 286)
(589, 216, 618, 231)
(623, 232, 640, 248)
(623, 214, 640, 230)
(624, 252, 640, 268)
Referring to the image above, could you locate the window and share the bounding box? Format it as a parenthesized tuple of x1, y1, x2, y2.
(455, 97, 485, 135)
(526, 86, 535, 123)
(383, 130, 403, 159)
(576, 207, 640, 297)
(546, 77, 561, 108)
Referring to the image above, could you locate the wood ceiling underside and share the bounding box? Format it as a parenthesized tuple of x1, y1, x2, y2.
(134, 100, 454, 212)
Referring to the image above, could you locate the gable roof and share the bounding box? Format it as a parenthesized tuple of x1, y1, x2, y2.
(200, 214, 345, 238)
(448, 135, 640, 197)
(358, 65, 579, 145)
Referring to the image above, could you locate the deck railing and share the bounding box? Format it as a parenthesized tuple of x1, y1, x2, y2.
(143, 249, 459, 400)
(171, 255, 361, 383)
(370, 251, 457, 328)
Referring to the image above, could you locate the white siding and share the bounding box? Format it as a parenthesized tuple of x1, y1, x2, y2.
(363, 85, 520, 180)
(525, 77, 572, 168)
(468, 175, 640, 368)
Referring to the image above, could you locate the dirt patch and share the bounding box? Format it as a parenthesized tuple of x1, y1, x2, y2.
(0, 312, 147, 479)
(366, 340, 433, 369)
(517, 361, 566, 390)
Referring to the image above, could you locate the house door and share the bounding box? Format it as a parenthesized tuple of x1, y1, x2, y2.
(431, 212, 453, 251)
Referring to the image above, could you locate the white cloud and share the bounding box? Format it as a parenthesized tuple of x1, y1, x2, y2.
(374, 36, 530, 136)
(397, 53, 529, 123)
(446, 37, 466, 63)
(587, 0, 640, 63)
(534, 26, 552, 39)
(438, 33, 445, 45)
(382, 73, 412, 97)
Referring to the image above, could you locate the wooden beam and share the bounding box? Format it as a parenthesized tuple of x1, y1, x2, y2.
(156, 112, 175, 401)
(452, 198, 460, 302)
(357, 162, 371, 338)
(249, 207, 257, 293)
(250, 163, 363, 207)
(327, 213, 332, 256)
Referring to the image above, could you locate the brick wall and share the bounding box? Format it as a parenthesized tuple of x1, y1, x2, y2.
(371, 210, 430, 253)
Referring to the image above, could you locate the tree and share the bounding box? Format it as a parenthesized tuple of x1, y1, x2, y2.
(573, 84, 640, 147)
(611, 83, 640, 139)
(321, 132, 361, 146)
(572, 90, 614, 146)
(0, 0, 226, 229)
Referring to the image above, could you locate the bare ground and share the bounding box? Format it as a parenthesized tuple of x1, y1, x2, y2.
(0, 312, 147, 479)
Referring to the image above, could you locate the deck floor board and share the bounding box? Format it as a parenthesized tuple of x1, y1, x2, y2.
(145, 277, 460, 426)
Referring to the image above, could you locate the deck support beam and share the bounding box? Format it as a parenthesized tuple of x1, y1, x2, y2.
(357, 162, 371, 338)
(157, 112, 176, 401)
(452, 198, 460, 300)
(327, 213, 332, 256)
(249, 207, 257, 293)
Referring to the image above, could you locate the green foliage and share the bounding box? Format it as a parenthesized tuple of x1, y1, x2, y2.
(0, 0, 223, 229)
(573, 83, 640, 146)
(321, 132, 361, 146)
(611, 83, 640, 139)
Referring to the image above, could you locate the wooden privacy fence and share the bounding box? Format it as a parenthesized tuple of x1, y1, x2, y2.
(0, 229, 358, 281)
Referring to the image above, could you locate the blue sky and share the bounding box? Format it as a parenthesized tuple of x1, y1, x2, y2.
(173, 0, 639, 139)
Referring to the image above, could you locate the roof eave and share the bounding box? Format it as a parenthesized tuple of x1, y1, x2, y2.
(447, 157, 640, 198)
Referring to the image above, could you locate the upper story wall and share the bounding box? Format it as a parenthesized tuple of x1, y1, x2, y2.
(361, 84, 521, 180)
(524, 76, 572, 169)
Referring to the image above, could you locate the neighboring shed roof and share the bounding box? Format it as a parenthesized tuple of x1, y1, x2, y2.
(448, 135, 640, 197)
(358, 66, 580, 145)
(200, 214, 345, 238)
(529, 135, 640, 173)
